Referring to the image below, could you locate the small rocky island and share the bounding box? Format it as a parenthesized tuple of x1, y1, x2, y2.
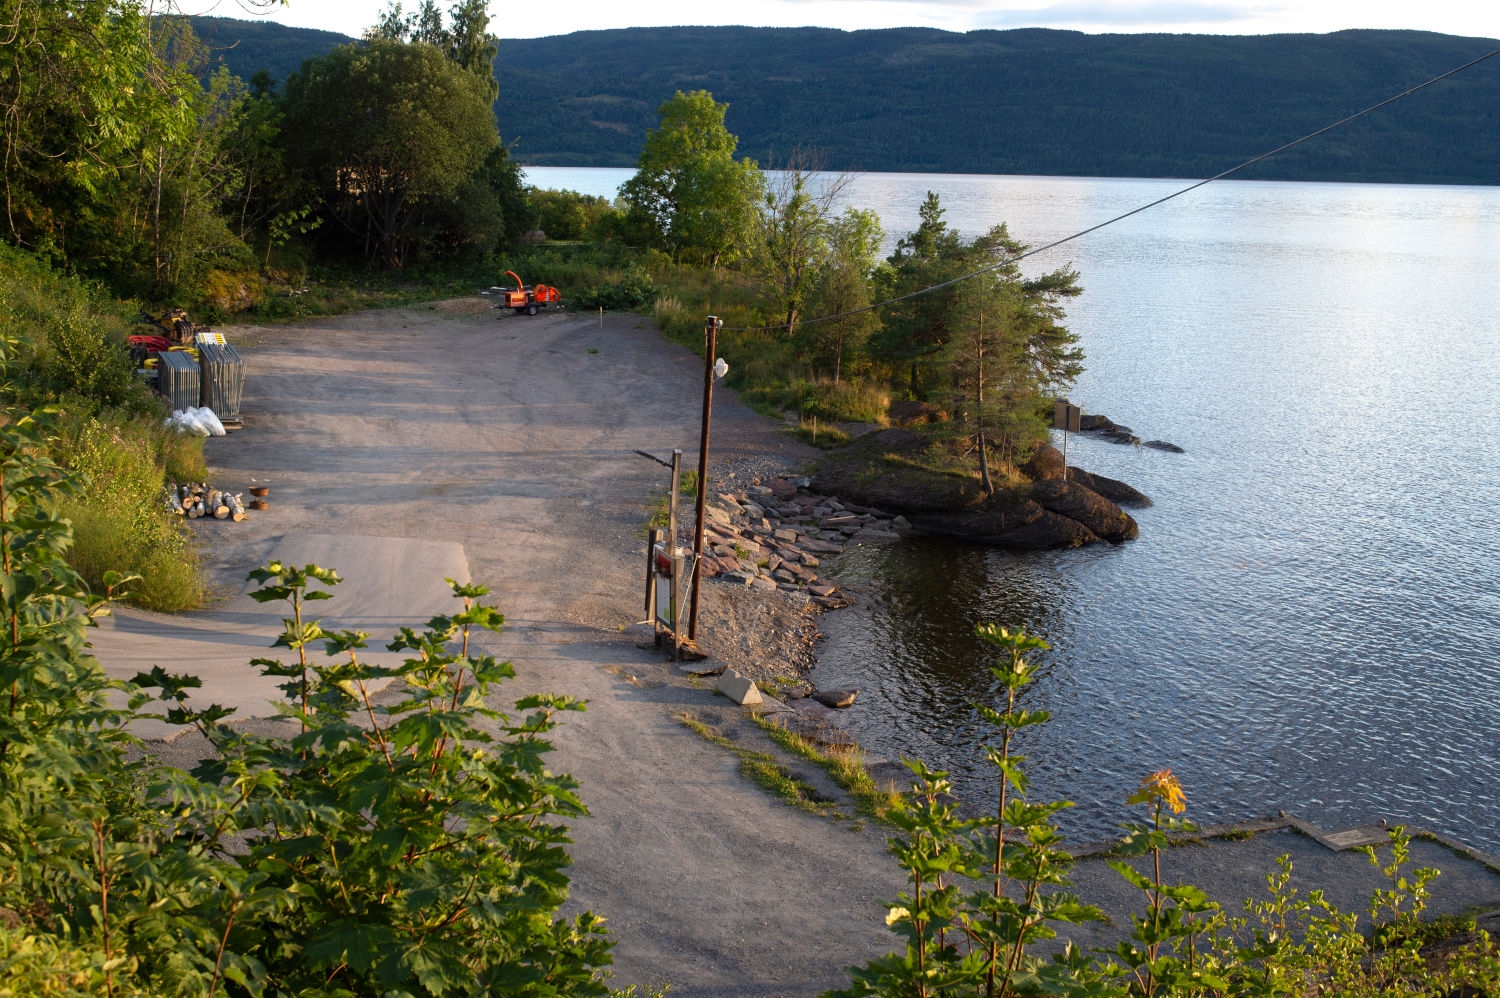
(812, 429, 1152, 550)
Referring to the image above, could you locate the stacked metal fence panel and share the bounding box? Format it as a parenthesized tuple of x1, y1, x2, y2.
(198, 342, 245, 421)
(155, 350, 200, 412)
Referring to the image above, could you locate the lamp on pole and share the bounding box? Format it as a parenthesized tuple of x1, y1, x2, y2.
(689, 316, 725, 641)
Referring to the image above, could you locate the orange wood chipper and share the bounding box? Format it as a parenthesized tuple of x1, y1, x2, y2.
(483, 271, 564, 315)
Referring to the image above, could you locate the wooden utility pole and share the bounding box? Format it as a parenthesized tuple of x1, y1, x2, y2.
(688, 316, 721, 641)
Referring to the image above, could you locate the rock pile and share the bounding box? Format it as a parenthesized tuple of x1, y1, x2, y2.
(691, 476, 906, 610)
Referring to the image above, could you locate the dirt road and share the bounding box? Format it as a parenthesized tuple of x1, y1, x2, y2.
(95, 303, 904, 996)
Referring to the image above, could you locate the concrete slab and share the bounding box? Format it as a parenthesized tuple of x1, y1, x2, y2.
(717, 668, 763, 705)
(90, 533, 468, 737)
(1056, 821, 1500, 952)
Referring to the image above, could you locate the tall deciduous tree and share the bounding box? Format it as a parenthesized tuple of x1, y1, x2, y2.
(280, 40, 499, 267)
(753, 159, 855, 340)
(367, 0, 500, 97)
(618, 90, 762, 267)
(0, 1, 254, 298)
(808, 206, 884, 382)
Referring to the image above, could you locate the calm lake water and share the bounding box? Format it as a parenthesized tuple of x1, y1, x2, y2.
(524, 166, 1500, 852)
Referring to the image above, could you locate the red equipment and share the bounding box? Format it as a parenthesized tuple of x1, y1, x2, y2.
(487, 270, 563, 315)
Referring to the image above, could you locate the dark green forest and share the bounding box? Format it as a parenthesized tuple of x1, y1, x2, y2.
(196, 18, 1500, 185)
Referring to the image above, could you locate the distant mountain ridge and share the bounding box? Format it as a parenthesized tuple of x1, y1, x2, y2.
(191, 18, 1500, 185)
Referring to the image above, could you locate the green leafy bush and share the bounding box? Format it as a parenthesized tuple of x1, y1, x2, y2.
(0, 244, 153, 413)
(0, 925, 134, 997)
(0, 420, 614, 996)
(576, 266, 661, 311)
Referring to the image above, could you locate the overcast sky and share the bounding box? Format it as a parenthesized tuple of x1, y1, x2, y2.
(197, 0, 1500, 42)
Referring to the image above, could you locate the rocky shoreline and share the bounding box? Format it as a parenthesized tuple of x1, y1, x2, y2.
(693, 474, 907, 604)
(815, 431, 1152, 550)
(681, 447, 1147, 740)
(682, 428, 1163, 729)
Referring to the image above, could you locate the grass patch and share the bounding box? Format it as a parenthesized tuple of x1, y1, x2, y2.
(673, 710, 840, 818)
(753, 716, 900, 823)
(644, 467, 707, 531)
(1214, 828, 1258, 842)
(54, 416, 205, 611)
(789, 419, 851, 448)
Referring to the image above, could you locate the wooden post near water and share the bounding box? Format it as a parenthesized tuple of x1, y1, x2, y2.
(1054, 400, 1081, 482)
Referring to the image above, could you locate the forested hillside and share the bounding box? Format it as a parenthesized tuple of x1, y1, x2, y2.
(193, 19, 1499, 184)
(495, 26, 1499, 183)
(192, 16, 358, 85)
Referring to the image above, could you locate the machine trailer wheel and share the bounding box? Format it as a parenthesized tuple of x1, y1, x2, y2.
(527, 304, 538, 315)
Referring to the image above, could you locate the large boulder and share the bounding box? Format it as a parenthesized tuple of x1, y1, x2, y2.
(1020, 442, 1066, 481)
(990, 510, 1100, 549)
(1066, 467, 1153, 508)
(813, 431, 989, 513)
(1027, 479, 1138, 542)
(908, 493, 1047, 542)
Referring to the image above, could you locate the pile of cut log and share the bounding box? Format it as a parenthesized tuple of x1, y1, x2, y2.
(167, 483, 247, 521)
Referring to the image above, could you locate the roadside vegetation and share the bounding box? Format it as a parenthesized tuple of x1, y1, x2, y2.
(0, 246, 206, 610)
(754, 715, 901, 822)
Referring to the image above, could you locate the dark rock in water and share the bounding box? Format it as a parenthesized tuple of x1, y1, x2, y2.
(1143, 440, 1185, 453)
(1066, 467, 1153, 508)
(990, 510, 1100, 549)
(812, 688, 858, 708)
(811, 429, 1146, 549)
(1105, 431, 1140, 445)
(1028, 479, 1139, 542)
(913, 497, 1101, 550)
(1021, 442, 1066, 481)
(1079, 413, 1116, 432)
(909, 494, 1046, 540)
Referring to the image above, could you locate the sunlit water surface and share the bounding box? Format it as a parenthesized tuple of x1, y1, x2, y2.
(525, 166, 1500, 852)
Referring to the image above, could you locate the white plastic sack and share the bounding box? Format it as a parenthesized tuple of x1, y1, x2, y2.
(196, 406, 227, 437)
(174, 408, 211, 437)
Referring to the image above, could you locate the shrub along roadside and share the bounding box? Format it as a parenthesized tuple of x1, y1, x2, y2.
(1, 246, 207, 611)
(52, 416, 205, 612)
(0, 423, 615, 995)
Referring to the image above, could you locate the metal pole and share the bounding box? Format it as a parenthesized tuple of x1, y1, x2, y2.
(668, 449, 683, 652)
(668, 449, 682, 559)
(1062, 423, 1069, 483)
(688, 316, 720, 641)
(645, 527, 660, 617)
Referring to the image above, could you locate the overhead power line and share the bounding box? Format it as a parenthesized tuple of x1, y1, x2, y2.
(724, 43, 1500, 334)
